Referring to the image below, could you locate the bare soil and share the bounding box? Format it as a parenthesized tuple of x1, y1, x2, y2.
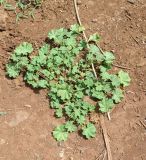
(0, 0, 146, 160)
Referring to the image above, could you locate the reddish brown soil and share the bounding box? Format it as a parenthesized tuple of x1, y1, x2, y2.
(0, 0, 146, 160)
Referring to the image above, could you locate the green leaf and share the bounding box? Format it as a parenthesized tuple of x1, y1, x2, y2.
(82, 102, 95, 112)
(55, 107, 63, 118)
(18, 57, 29, 67)
(24, 72, 38, 81)
(53, 125, 68, 141)
(88, 44, 104, 62)
(65, 103, 74, 116)
(102, 83, 112, 93)
(24, 72, 39, 88)
(89, 44, 100, 54)
(50, 101, 60, 109)
(100, 71, 111, 81)
(99, 65, 110, 72)
(65, 121, 77, 132)
(76, 115, 85, 125)
(81, 109, 88, 116)
(39, 44, 49, 55)
(110, 75, 121, 87)
(103, 51, 115, 64)
(70, 24, 85, 34)
(82, 123, 96, 139)
(38, 80, 48, 88)
(72, 65, 79, 74)
(72, 108, 81, 119)
(99, 98, 114, 113)
(78, 40, 87, 50)
(65, 37, 77, 47)
(75, 91, 84, 99)
(48, 28, 67, 44)
(6, 64, 20, 78)
(112, 88, 124, 103)
(54, 56, 62, 65)
(48, 29, 59, 40)
(10, 54, 19, 62)
(92, 90, 105, 100)
(95, 53, 104, 62)
(86, 53, 94, 61)
(88, 33, 100, 42)
(95, 81, 103, 91)
(84, 78, 94, 87)
(14, 42, 33, 56)
(118, 70, 131, 87)
(85, 71, 94, 78)
(57, 89, 71, 101)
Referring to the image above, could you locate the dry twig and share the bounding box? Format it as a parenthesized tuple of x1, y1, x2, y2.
(100, 114, 112, 160)
(140, 120, 146, 129)
(103, 150, 107, 160)
(73, 0, 97, 79)
(113, 64, 131, 70)
(107, 112, 111, 121)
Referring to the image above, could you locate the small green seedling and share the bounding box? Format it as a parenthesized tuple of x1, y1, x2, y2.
(6, 24, 131, 141)
(0, 0, 42, 22)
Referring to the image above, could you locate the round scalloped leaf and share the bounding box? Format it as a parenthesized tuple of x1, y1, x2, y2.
(82, 123, 96, 139)
(103, 51, 115, 64)
(6, 63, 20, 78)
(53, 125, 68, 141)
(99, 98, 114, 113)
(14, 42, 33, 56)
(112, 88, 124, 103)
(118, 70, 131, 87)
(65, 121, 77, 133)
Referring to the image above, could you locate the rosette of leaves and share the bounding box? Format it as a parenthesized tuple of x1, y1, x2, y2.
(6, 24, 131, 141)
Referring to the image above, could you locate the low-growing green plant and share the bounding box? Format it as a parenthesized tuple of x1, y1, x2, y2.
(6, 24, 131, 141)
(0, 0, 42, 22)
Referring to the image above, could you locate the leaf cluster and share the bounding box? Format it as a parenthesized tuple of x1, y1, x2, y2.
(6, 24, 131, 141)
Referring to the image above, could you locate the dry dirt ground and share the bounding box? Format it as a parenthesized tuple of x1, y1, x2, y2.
(0, 0, 146, 160)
